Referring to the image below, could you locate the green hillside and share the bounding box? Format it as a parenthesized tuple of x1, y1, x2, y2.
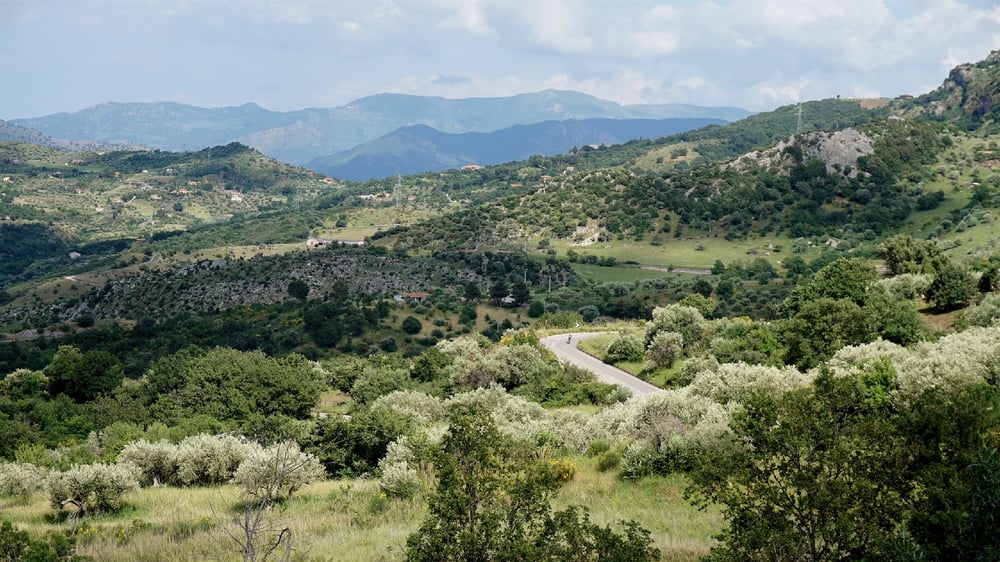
(1, 51, 1000, 562)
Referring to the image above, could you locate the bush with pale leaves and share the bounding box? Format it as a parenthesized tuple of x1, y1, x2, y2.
(175, 434, 258, 486)
(450, 344, 549, 389)
(687, 362, 812, 405)
(0, 462, 47, 503)
(116, 439, 179, 486)
(644, 304, 707, 350)
(824, 326, 1000, 400)
(961, 293, 1000, 328)
(645, 331, 684, 368)
(47, 463, 140, 515)
(379, 461, 422, 499)
(878, 274, 932, 301)
(232, 441, 324, 503)
(371, 390, 445, 425)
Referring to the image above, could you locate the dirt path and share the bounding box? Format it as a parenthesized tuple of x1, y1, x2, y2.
(639, 265, 711, 275)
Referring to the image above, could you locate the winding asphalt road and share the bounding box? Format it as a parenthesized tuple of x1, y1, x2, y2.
(540, 333, 662, 396)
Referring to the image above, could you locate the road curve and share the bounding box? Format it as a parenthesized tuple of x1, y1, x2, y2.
(540, 333, 661, 396)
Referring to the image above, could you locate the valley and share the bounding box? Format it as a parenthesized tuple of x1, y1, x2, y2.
(1, 51, 1000, 562)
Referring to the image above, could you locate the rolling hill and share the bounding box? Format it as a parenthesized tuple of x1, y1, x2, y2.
(3, 51, 1000, 352)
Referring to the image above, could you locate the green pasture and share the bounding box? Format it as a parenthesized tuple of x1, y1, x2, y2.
(552, 235, 804, 271)
(2, 457, 719, 562)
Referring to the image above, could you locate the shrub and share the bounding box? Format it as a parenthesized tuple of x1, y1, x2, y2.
(88, 421, 145, 462)
(540, 459, 577, 485)
(646, 331, 684, 368)
(878, 273, 932, 301)
(116, 439, 179, 486)
(961, 293, 1000, 328)
(306, 407, 413, 478)
(688, 362, 811, 405)
(0, 462, 47, 503)
(0, 521, 81, 562)
(401, 315, 423, 334)
(371, 390, 445, 425)
(406, 408, 657, 561)
(675, 354, 720, 388)
(435, 335, 490, 360)
(174, 434, 258, 486)
(578, 305, 601, 323)
(679, 292, 715, 316)
(619, 441, 657, 480)
(926, 262, 976, 310)
(528, 300, 546, 318)
(532, 506, 660, 561)
(232, 441, 324, 504)
(586, 439, 611, 457)
(645, 304, 707, 350)
(47, 463, 140, 515)
(451, 344, 548, 389)
(605, 333, 645, 363)
(596, 450, 621, 472)
(378, 461, 422, 499)
(350, 365, 411, 404)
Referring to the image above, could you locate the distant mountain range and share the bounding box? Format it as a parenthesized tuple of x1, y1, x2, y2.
(0, 119, 139, 151)
(10, 91, 750, 167)
(308, 117, 727, 181)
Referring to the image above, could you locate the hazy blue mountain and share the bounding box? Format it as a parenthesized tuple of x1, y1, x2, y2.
(0, 119, 142, 151)
(12, 102, 286, 151)
(0, 119, 58, 145)
(307, 117, 726, 181)
(12, 91, 749, 165)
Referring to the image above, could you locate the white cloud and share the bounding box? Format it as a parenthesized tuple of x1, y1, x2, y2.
(1, 0, 1000, 117)
(629, 31, 680, 57)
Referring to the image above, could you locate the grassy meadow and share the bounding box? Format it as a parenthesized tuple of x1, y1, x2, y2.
(3, 457, 720, 562)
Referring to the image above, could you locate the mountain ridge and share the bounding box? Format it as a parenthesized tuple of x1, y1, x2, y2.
(308, 116, 727, 180)
(10, 90, 751, 165)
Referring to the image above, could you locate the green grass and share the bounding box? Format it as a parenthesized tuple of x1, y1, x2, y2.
(570, 263, 675, 283)
(555, 459, 721, 560)
(578, 331, 650, 377)
(579, 333, 615, 358)
(553, 235, 807, 271)
(2, 460, 720, 562)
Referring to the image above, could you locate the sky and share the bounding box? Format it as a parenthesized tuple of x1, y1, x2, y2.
(2, 0, 1000, 119)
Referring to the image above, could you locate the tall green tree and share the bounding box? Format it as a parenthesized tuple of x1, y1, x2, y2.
(510, 280, 531, 307)
(878, 234, 946, 275)
(45, 346, 124, 403)
(143, 346, 323, 424)
(489, 279, 509, 307)
(926, 261, 975, 310)
(897, 383, 1000, 560)
(406, 407, 658, 561)
(781, 258, 879, 317)
(782, 298, 872, 369)
(463, 281, 483, 303)
(286, 279, 309, 301)
(688, 365, 911, 561)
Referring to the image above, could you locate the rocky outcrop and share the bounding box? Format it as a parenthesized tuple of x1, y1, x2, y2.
(728, 128, 874, 177)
